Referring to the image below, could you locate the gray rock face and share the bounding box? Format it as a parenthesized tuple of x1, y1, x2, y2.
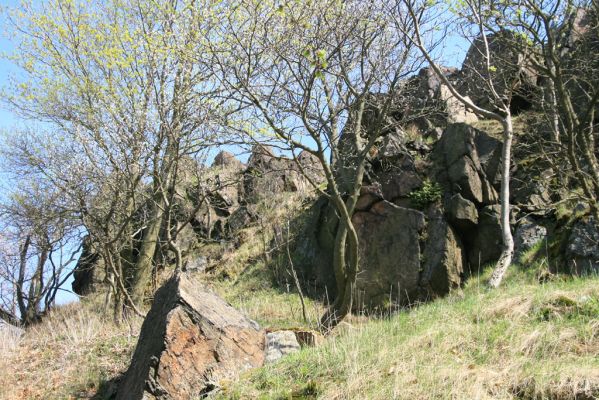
(514, 219, 547, 259)
(469, 205, 503, 269)
(212, 150, 244, 169)
(352, 201, 426, 308)
(566, 216, 599, 275)
(459, 30, 537, 111)
(438, 85, 478, 124)
(421, 206, 465, 296)
(407, 66, 478, 126)
(116, 275, 265, 400)
(446, 194, 479, 231)
(433, 123, 501, 206)
(264, 331, 301, 363)
(243, 145, 324, 203)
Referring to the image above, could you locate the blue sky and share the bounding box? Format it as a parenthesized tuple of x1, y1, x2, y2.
(0, 0, 20, 131)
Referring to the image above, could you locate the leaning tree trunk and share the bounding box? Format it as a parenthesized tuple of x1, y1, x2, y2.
(488, 114, 515, 288)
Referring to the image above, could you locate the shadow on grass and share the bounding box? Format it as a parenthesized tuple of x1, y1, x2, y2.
(90, 375, 121, 400)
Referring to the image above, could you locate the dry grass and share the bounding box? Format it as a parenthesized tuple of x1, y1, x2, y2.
(0, 298, 144, 400)
(217, 269, 599, 400)
(0, 324, 23, 353)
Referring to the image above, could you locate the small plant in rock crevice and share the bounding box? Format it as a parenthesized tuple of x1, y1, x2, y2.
(408, 179, 442, 210)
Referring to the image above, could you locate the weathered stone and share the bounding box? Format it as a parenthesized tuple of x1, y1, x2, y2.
(351, 201, 426, 309)
(459, 30, 538, 112)
(72, 236, 104, 296)
(297, 151, 325, 189)
(514, 218, 547, 259)
(565, 216, 599, 275)
(242, 145, 323, 203)
(116, 275, 264, 400)
(226, 206, 256, 234)
(468, 205, 503, 270)
(212, 151, 244, 169)
(512, 168, 553, 213)
(433, 123, 500, 205)
(438, 85, 479, 124)
(355, 193, 382, 211)
(448, 157, 485, 203)
(264, 330, 301, 363)
(421, 206, 465, 296)
(183, 256, 207, 273)
(446, 193, 479, 231)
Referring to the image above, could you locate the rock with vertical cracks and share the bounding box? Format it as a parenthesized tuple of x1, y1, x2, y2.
(116, 275, 265, 400)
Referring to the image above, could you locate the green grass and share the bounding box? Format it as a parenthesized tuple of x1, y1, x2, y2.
(215, 267, 599, 400)
(212, 261, 326, 330)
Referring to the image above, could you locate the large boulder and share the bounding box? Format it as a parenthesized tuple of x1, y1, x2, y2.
(116, 275, 265, 400)
(352, 201, 426, 308)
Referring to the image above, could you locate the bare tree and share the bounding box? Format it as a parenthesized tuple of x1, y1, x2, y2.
(0, 181, 81, 325)
(208, 0, 429, 329)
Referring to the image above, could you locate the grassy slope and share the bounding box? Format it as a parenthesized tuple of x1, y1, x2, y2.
(1, 186, 597, 399)
(217, 268, 599, 400)
(0, 298, 144, 400)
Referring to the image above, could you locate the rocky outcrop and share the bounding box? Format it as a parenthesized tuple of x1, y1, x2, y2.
(289, 113, 522, 309)
(242, 145, 324, 203)
(116, 275, 265, 400)
(459, 30, 538, 112)
(565, 216, 599, 275)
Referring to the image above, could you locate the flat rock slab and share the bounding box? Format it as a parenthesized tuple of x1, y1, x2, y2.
(116, 275, 264, 400)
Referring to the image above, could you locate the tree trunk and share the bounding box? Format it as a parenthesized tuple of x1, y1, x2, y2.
(488, 114, 515, 288)
(130, 200, 165, 305)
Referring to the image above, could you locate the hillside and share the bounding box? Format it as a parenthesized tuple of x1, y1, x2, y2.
(1, 2, 599, 399)
(218, 269, 599, 400)
(1, 254, 597, 399)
